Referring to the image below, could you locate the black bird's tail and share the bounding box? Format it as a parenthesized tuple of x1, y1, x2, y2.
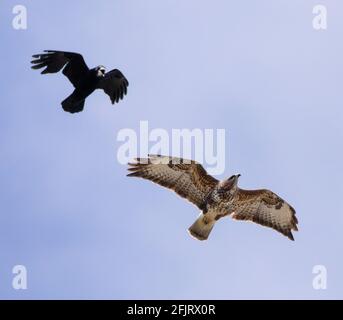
(61, 93, 85, 113)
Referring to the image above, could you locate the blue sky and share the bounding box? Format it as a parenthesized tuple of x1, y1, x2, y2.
(0, 0, 342, 299)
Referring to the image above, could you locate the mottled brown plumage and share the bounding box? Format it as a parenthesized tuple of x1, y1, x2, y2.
(128, 155, 218, 210)
(232, 189, 298, 240)
(128, 155, 298, 241)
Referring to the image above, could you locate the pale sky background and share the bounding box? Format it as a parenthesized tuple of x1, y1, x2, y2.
(0, 0, 342, 299)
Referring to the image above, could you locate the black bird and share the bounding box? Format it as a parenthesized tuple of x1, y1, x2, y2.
(31, 50, 129, 113)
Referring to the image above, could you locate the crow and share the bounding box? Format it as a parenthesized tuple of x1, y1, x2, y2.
(31, 50, 129, 113)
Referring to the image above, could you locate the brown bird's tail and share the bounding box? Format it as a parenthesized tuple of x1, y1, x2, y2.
(188, 214, 215, 241)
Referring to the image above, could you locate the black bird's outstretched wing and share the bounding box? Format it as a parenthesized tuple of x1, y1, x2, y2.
(31, 50, 89, 87)
(97, 69, 129, 104)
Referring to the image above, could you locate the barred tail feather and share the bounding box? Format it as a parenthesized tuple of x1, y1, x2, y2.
(188, 214, 215, 241)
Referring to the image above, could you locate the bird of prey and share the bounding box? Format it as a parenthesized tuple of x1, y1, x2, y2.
(128, 155, 298, 241)
(31, 50, 129, 113)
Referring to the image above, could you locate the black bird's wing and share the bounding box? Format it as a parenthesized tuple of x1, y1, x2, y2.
(97, 69, 129, 104)
(31, 50, 89, 87)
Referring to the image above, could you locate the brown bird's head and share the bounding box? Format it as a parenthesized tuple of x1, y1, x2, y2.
(221, 174, 241, 191)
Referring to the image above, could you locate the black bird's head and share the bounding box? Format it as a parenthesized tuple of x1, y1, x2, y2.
(95, 65, 106, 77)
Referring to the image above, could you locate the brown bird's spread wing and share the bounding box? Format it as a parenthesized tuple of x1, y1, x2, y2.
(97, 69, 129, 104)
(31, 50, 89, 87)
(231, 188, 298, 240)
(127, 154, 218, 210)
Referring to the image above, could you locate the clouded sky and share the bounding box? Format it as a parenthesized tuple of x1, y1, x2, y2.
(0, 0, 342, 299)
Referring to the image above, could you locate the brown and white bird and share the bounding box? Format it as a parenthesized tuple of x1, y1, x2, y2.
(127, 155, 298, 241)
